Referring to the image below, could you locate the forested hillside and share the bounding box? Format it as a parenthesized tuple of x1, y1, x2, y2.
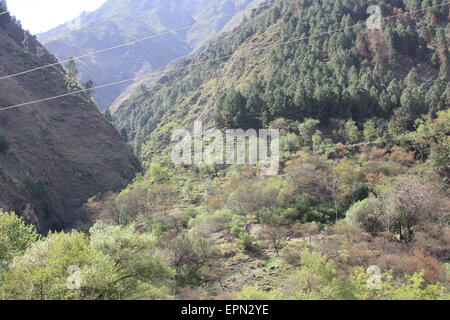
(0, 5, 138, 232)
(113, 0, 449, 152)
(38, 0, 264, 109)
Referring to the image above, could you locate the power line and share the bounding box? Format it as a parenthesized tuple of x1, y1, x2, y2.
(0, 2, 273, 81)
(0, 55, 234, 111)
(0, 2, 448, 113)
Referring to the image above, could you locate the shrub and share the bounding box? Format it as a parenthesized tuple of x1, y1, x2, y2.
(0, 210, 39, 263)
(346, 197, 384, 235)
(280, 242, 306, 265)
(284, 249, 339, 299)
(234, 285, 282, 300)
(281, 133, 300, 152)
(147, 162, 172, 183)
(389, 146, 415, 165)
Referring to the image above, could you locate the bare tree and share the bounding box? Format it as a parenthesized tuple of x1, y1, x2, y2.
(326, 177, 343, 223)
(378, 176, 448, 241)
(228, 180, 279, 223)
(265, 223, 286, 256)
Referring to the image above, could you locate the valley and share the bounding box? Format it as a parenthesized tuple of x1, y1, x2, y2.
(0, 6, 138, 231)
(38, 0, 264, 109)
(0, 0, 449, 301)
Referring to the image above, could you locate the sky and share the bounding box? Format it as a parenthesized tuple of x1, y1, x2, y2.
(6, 0, 108, 34)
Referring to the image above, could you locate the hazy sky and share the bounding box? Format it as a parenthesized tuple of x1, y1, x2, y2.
(7, 0, 108, 34)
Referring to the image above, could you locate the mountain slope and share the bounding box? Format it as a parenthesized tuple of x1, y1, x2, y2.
(112, 0, 449, 153)
(37, 0, 263, 109)
(0, 11, 139, 231)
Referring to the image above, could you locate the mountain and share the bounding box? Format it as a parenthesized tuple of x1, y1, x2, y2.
(37, 0, 264, 110)
(0, 10, 139, 231)
(112, 0, 449, 152)
(0, 0, 449, 301)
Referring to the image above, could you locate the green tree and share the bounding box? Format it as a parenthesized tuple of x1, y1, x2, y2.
(235, 285, 282, 300)
(363, 119, 377, 142)
(0, 232, 106, 300)
(385, 272, 449, 300)
(284, 249, 340, 300)
(65, 57, 79, 79)
(214, 89, 249, 128)
(311, 130, 322, 151)
(345, 268, 449, 300)
(0, 210, 39, 264)
(227, 181, 279, 223)
(345, 120, 360, 144)
(298, 118, 320, 147)
(281, 133, 300, 152)
(89, 222, 173, 298)
(345, 197, 384, 235)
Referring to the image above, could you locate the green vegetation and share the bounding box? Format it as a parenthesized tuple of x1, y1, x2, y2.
(1, 108, 448, 300)
(0, 210, 39, 264)
(0, 220, 172, 300)
(114, 0, 449, 152)
(0, 0, 449, 301)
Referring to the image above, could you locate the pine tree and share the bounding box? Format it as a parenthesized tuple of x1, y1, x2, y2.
(363, 120, 377, 142)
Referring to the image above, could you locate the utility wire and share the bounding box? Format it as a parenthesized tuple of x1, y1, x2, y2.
(0, 2, 448, 112)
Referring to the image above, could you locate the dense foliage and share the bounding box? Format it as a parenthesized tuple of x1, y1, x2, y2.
(114, 0, 449, 152)
(2, 107, 448, 300)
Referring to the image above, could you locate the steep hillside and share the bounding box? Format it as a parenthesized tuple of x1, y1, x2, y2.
(112, 0, 449, 153)
(96, 0, 450, 300)
(0, 0, 449, 301)
(0, 11, 138, 231)
(38, 0, 263, 109)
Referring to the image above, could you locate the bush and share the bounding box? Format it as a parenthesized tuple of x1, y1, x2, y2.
(345, 197, 384, 235)
(281, 133, 300, 152)
(234, 285, 282, 300)
(0, 210, 39, 263)
(376, 250, 444, 285)
(147, 162, 172, 183)
(280, 242, 306, 265)
(189, 210, 233, 235)
(0, 225, 173, 300)
(237, 232, 255, 251)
